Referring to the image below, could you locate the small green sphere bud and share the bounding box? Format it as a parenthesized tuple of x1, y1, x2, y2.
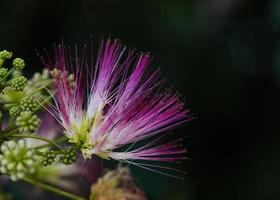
(16, 111, 40, 133)
(20, 97, 38, 112)
(0, 50, 12, 60)
(42, 150, 56, 166)
(0, 68, 8, 78)
(0, 140, 36, 181)
(59, 147, 77, 165)
(12, 58, 25, 70)
(0, 111, 2, 120)
(10, 76, 27, 91)
(9, 106, 21, 117)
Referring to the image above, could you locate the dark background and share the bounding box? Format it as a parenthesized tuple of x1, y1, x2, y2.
(0, 0, 279, 200)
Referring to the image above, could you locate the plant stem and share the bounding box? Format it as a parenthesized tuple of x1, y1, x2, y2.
(22, 177, 86, 200)
(12, 134, 62, 149)
(35, 136, 68, 149)
(2, 124, 17, 134)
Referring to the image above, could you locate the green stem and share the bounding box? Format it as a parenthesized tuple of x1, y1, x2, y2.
(12, 134, 62, 149)
(35, 136, 68, 150)
(3, 124, 17, 134)
(22, 177, 86, 200)
(3, 68, 15, 80)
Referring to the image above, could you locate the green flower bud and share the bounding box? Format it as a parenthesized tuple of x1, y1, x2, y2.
(16, 111, 40, 133)
(20, 97, 38, 112)
(12, 58, 25, 70)
(0, 50, 12, 60)
(10, 76, 27, 91)
(0, 68, 8, 78)
(9, 106, 21, 117)
(0, 140, 36, 181)
(0, 111, 2, 120)
(59, 148, 77, 165)
(42, 150, 56, 166)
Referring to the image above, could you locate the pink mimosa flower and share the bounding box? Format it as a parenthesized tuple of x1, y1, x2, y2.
(39, 38, 191, 176)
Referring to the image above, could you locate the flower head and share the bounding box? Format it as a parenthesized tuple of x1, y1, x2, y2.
(90, 166, 146, 200)
(40, 39, 190, 174)
(0, 140, 36, 181)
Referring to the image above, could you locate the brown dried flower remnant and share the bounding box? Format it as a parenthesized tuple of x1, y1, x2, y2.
(90, 166, 146, 200)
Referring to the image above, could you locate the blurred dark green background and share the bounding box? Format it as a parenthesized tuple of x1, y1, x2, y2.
(1, 0, 279, 200)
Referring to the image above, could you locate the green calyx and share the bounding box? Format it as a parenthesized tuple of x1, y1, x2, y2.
(12, 58, 25, 70)
(10, 76, 27, 91)
(16, 111, 40, 133)
(68, 117, 92, 158)
(68, 133, 91, 159)
(0, 140, 36, 181)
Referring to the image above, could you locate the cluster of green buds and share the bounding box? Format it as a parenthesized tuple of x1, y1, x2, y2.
(16, 111, 41, 133)
(41, 147, 77, 167)
(0, 50, 54, 136)
(12, 58, 25, 70)
(59, 147, 77, 165)
(0, 68, 8, 78)
(0, 50, 25, 89)
(0, 49, 89, 200)
(41, 150, 56, 166)
(0, 50, 27, 106)
(9, 106, 21, 117)
(20, 97, 39, 112)
(10, 76, 27, 91)
(0, 140, 36, 181)
(0, 50, 66, 180)
(0, 50, 12, 67)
